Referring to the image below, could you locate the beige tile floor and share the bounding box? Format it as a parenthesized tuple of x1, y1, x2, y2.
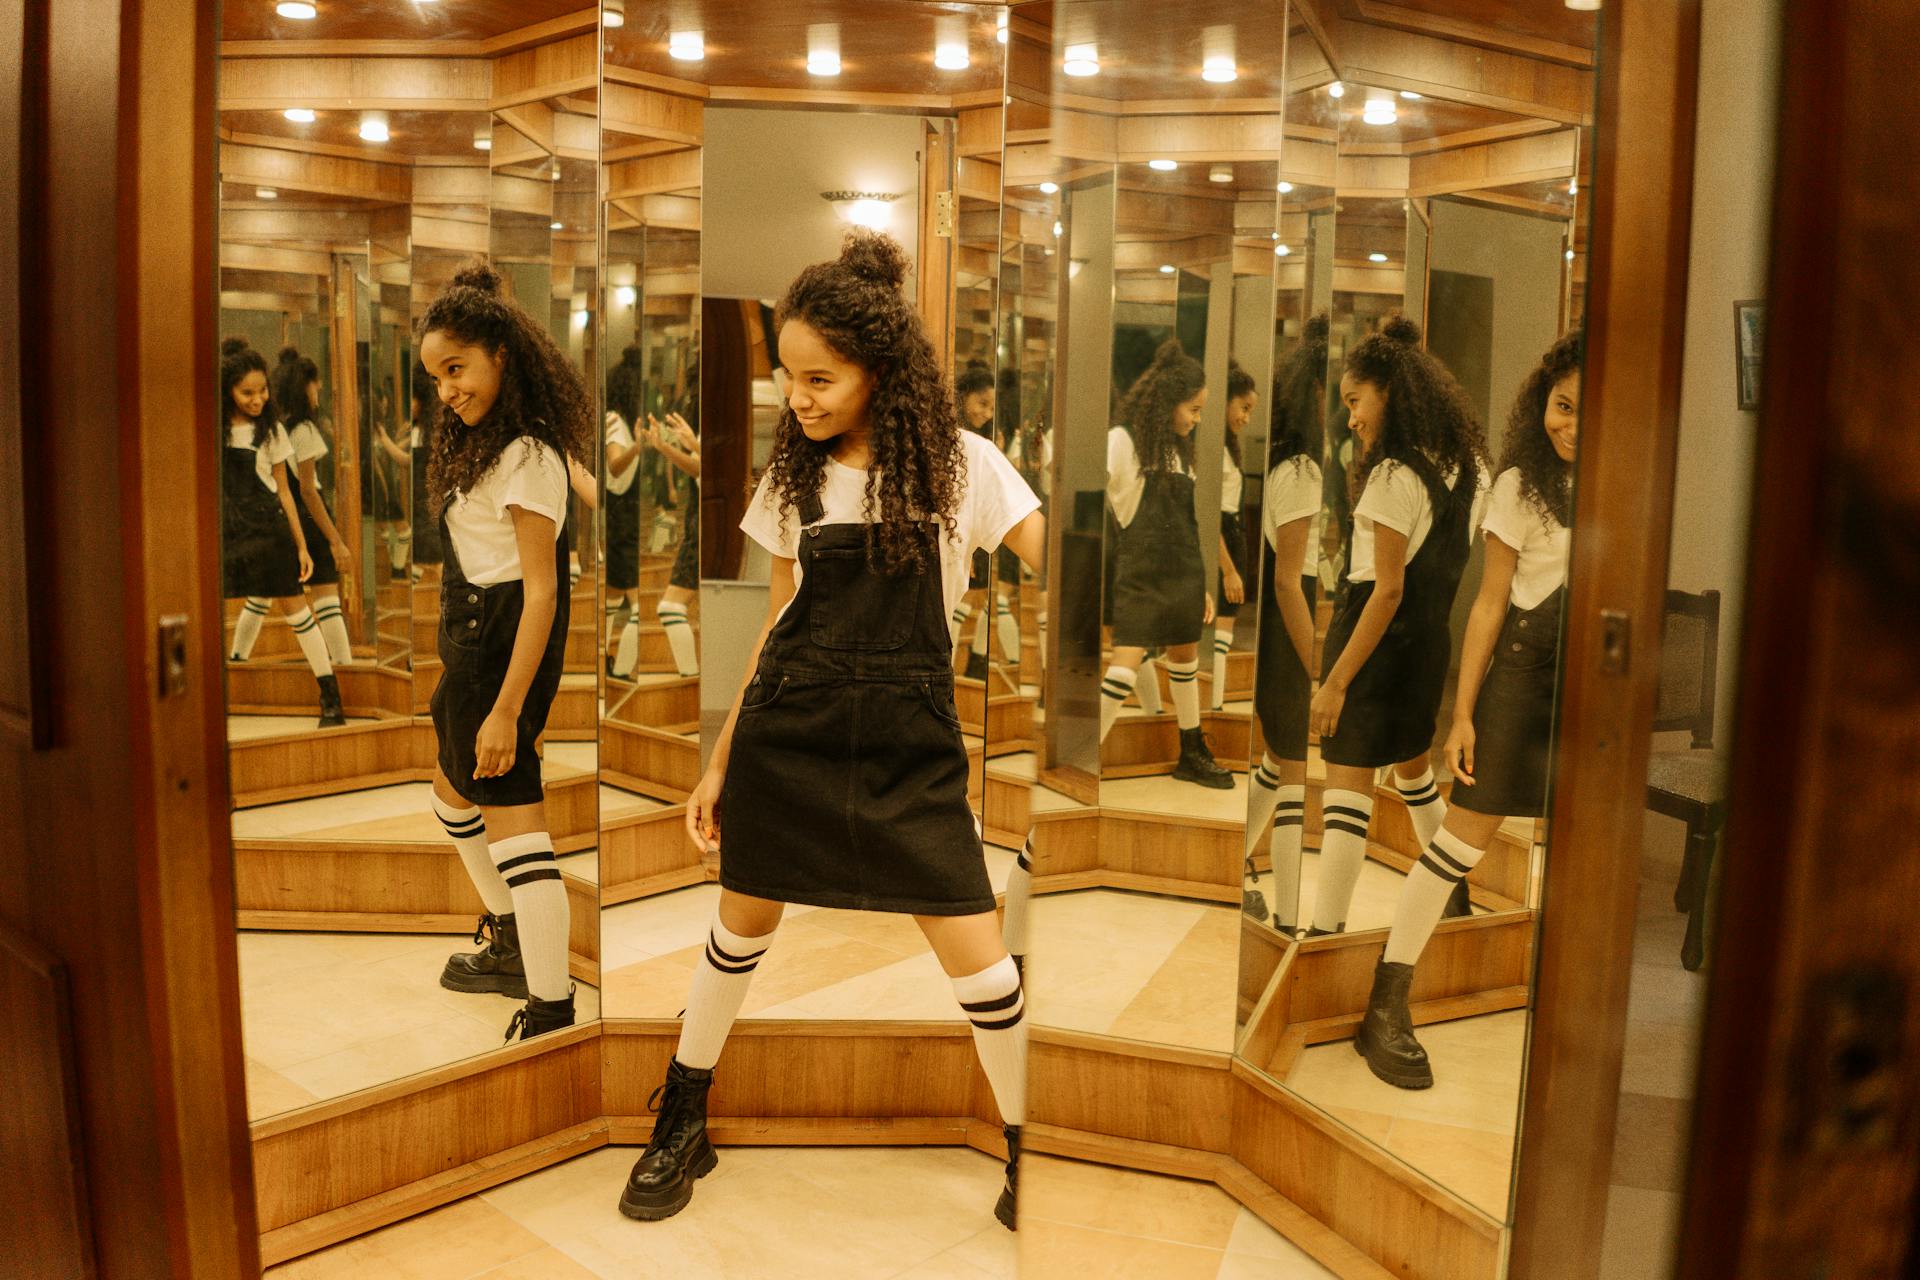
(227, 713, 380, 742)
(240, 930, 603, 1121)
(264, 1146, 1329, 1280)
(600, 850, 1018, 1022)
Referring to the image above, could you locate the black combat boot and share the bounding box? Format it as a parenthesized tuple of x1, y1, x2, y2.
(504, 989, 575, 1042)
(619, 1060, 719, 1220)
(994, 1124, 1021, 1230)
(964, 650, 989, 681)
(1242, 856, 1270, 922)
(440, 913, 528, 997)
(1441, 878, 1473, 919)
(1171, 728, 1233, 789)
(1354, 960, 1433, 1090)
(316, 674, 347, 728)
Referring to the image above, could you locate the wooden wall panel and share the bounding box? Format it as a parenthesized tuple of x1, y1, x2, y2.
(1028, 1029, 1236, 1155)
(0, 925, 93, 1277)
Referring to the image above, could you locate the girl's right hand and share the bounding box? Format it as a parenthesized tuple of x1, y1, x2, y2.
(685, 766, 724, 853)
(1444, 719, 1477, 785)
(1222, 563, 1245, 605)
(298, 549, 314, 582)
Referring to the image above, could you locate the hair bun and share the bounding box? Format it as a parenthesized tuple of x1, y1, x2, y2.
(221, 336, 250, 358)
(840, 229, 909, 290)
(1303, 313, 1331, 342)
(620, 344, 642, 366)
(276, 345, 302, 365)
(451, 262, 504, 295)
(1150, 338, 1192, 366)
(1380, 314, 1422, 346)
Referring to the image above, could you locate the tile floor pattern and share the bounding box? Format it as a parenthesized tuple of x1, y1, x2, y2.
(264, 1147, 1334, 1280)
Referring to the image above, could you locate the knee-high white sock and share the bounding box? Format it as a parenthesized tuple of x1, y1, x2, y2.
(1099, 664, 1138, 742)
(1002, 838, 1033, 959)
(312, 594, 352, 666)
(1384, 827, 1488, 966)
(383, 525, 401, 570)
(286, 606, 334, 678)
(230, 597, 270, 660)
(1134, 657, 1164, 714)
(1396, 764, 1448, 851)
(1311, 788, 1374, 932)
(971, 609, 991, 657)
(1269, 784, 1306, 930)
(604, 597, 627, 647)
(658, 600, 699, 676)
(951, 601, 974, 646)
(995, 595, 1021, 663)
(675, 916, 776, 1069)
(1037, 611, 1048, 673)
(1245, 755, 1286, 860)
(1166, 657, 1202, 730)
(434, 794, 513, 915)
(391, 528, 411, 572)
(1211, 631, 1234, 710)
(488, 832, 571, 1001)
(613, 618, 641, 678)
(953, 955, 1026, 1126)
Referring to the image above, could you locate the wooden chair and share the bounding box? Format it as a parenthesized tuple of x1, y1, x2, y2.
(1645, 589, 1725, 971)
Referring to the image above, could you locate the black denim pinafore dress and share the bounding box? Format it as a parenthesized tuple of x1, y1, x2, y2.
(1318, 467, 1475, 768)
(1451, 585, 1564, 818)
(719, 493, 991, 916)
(429, 511, 571, 808)
(1109, 459, 1207, 649)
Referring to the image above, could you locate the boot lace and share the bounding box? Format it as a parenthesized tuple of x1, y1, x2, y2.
(472, 913, 500, 946)
(503, 1007, 528, 1043)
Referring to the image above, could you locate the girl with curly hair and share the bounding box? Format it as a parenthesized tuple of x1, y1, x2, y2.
(1211, 360, 1257, 709)
(1306, 314, 1490, 940)
(1243, 314, 1330, 931)
(1356, 331, 1581, 1091)
(218, 337, 344, 727)
(413, 263, 594, 1045)
(258, 346, 354, 666)
(618, 231, 1043, 1232)
(951, 361, 1023, 679)
(1100, 339, 1232, 788)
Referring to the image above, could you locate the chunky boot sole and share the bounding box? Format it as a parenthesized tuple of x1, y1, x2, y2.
(618, 1143, 718, 1221)
(1171, 762, 1235, 789)
(995, 1186, 1016, 1231)
(1354, 1025, 1434, 1090)
(439, 967, 529, 997)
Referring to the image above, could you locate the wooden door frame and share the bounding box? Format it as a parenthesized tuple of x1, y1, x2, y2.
(1508, 1, 1703, 1274)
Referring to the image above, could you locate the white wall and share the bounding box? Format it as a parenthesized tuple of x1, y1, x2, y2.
(701, 107, 925, 301)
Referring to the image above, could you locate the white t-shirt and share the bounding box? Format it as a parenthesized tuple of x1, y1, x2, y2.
(229, 422, 294, 493)
(444, 436, 570, 585)
(1222, 449, 1245, 513)
(287, 420, 329, 467)
(1481, 467, 1570, 609)
(1263, 456, 1323, 578)
(604, 413, 640, 497)
(740, 429, 1040, 625)
(1106, 427, 1192, 528)
(1347, 459, 1490, 582)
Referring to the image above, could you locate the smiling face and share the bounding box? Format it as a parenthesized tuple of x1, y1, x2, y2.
(1226, 391, 1255, 434)
(1544, 372, 1580, 463)
(307, 378, 322, 411)
(229, 369, 268, 423)
(419, 330, 506, 427)
(1340, 370, 1389, 453)
(778, 319, 875, 452)
(1172, 387, 1208, 438)
(962, 389, 994, 432)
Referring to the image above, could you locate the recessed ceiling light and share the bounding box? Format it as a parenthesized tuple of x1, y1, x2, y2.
(1400, 91, 1421, 100)
(1369, 252, 1389, 263)
(256, 187, 278, 200)
(1039, 181, 1059, 195)
(1209, 164, 1233, 184)
(551, 162, 562, 181)
(1064, 43, 1099, 77)
(1277, 181, 1294, 193)
(550, 221, 563, 231)
(1148, 159, 1178, 172)
(1275, 244, 1291, 256)
(473, 125, 491, 151)
(668, 30, 704, 61)
(1202, 56, 1237, 84)
(603, 0, 624, 27)
(358, 110, 389, 144)
(276, 2, 316, 19)
(1566, 248, 1577, 260)
(935, 43, 970, 71)
(997, 12, 1009, 44)
(1053, 221, 1063, 237)
(1328, 81, 1345, 99)
(283, 107, 315, 124)
(1565, 0, 1601, 10)
(1159, 264, 1176, 274)
(1363, 99, 1398, 125)
(808, 50, 841, 75)
(615, 285, 637, 306)
(1569, 178, 1579, 195)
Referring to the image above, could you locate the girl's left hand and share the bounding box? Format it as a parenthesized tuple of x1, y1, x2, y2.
(1203, 592, 1216, 626)
(1310, 681, 1347, 740)
(330, 538, 350, 569)
(298, 549, 314, 582)
(473, 709, 518, 779)
(663, 412, 697, 450)
(1223, 564, 1244, 605)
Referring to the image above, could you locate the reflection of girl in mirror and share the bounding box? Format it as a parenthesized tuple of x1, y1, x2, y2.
(1101, 340, 1232, 787)
(1211, 362, 1256, 710)
(240, 347, 354, 667)
(1358, 332, 1580, 1091)
(1307, 316, 1489, 937)
(417, 264, 593, 1044)
(219, 338, 345, 727)
(1245, 315, 1329, 930)
(623, 231, 1043, 1231)
(644, 409, 702, 678)
(601, 345, 646, 678)
(952, 362, 1021, 680)
(373, 366, 446, 582)
(370, 376, 414, 580)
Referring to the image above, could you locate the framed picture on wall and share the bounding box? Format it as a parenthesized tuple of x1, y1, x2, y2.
(1734, 298, 1765, 411)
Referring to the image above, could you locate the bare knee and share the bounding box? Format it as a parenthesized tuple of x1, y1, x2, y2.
(915, 911, 1008, 978)
(717, 889, 784, 937)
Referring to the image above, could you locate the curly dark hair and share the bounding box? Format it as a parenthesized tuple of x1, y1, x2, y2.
(417, 262, 593, 517)
(762, 229, 962, 575)
(1501, 330, 1582, 526)
(272, 346, 321, 430)
(1268, 313, 1329, 469)
(1223, 360, 1256, 469)
(606, 343, 644, 430)
(219, 337, 275, 449)
(1344, 313, 1489, 515)
(1116, 339, 1205, 472)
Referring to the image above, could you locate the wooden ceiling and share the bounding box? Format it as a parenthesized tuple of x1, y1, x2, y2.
(1047, 0, 1291, 101)
(221, 0, 587, 44)
(221, 109, 492, 161)
(603, 1, 1006, 97)
(1334, 0, 1598, 58)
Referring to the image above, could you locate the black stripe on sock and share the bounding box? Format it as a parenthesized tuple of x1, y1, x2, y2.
(244, 601, 269, 614)
(960, 988, 1023, 1014)
(1167, 670, 1197, 683)
(1016, 844, 1033, 871)
(1276, 802, 1306, 815)
(495, 850, 556, 875)
(1323, 804, 1372, 824)
(1418, 851, 1468, 884)
(1275, 813, 1306, 828)
(1399, 784, 1441, 805)
(440, 817, 485, 838)
(1100, 683, 1133, 700)
(1324, 819, 1370, 839)
(504, 867, 563, 888)
(1425, 839, 1474, 878)
(704, 943, 761, 974)
(707, 934, 769, 966)
(291, 616, 318, 633)
(970, 1008, 1026, 1031)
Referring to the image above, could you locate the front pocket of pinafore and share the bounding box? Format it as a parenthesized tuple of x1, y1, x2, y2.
(808, 547, 920, 651)
(923, 681, 965, 732)
(739, 674, 788, 713)
(442, 587, 487, 657)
